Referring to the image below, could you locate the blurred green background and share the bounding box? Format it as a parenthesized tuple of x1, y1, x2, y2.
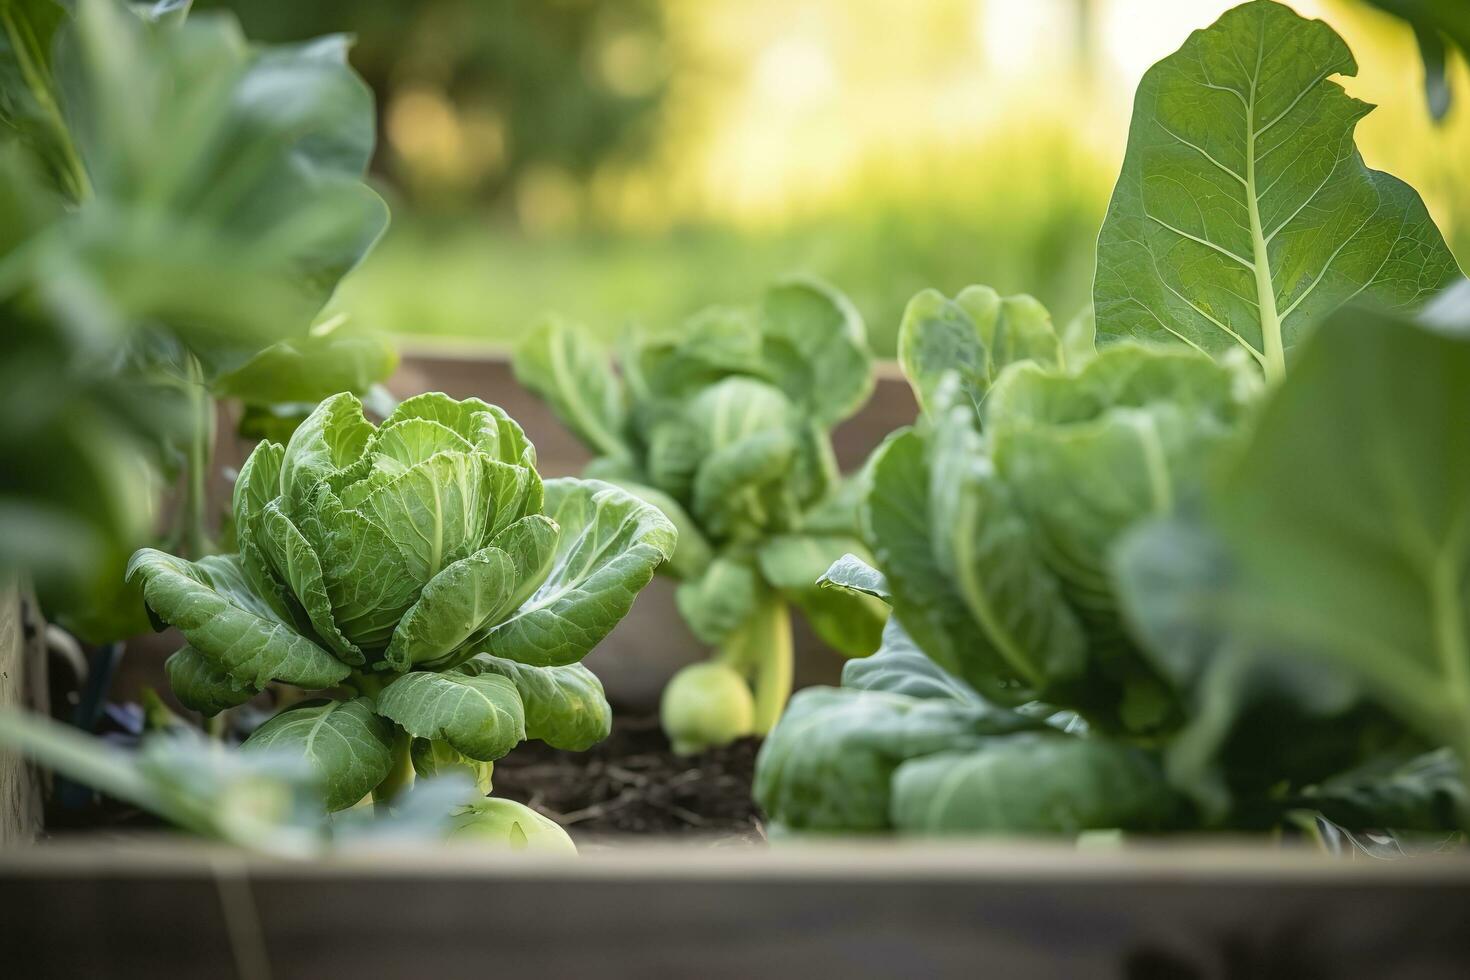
(201, 0, 1470, 356)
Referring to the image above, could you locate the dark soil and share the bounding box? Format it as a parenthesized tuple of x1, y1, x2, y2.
(493, 715, 766, 846)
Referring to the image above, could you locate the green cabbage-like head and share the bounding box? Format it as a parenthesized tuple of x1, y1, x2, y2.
(129, 392, 677, 695)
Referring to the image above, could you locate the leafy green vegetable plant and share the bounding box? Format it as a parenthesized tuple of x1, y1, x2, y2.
(757, 0, 1469, 840)
(759, 281, 1464, 838)
(1094, 0, 1459, 382)
(126, 391, 676, 846)
(515, 280, 887, 752)
(0, 0, 395, 640)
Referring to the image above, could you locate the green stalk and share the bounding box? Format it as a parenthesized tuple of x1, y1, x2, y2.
(182, 354, 217, 559)
(719, 597, 793, 736)
(373, 729, 414, 813)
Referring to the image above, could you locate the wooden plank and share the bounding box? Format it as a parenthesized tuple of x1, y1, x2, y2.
(2, 841, 1468, 978)
(0, 584, 47, 846)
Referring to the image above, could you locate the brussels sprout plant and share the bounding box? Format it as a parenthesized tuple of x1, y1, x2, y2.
(756, 0, 1470, 841)
(127, 391, 676, 844)
(515, 280, 887, 752)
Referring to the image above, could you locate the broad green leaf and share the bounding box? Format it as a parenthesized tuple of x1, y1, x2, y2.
(280, 393, 373, 507)
(380, 512, 559, 671)
(890, 734, 1178, 834)
(0, 0, 79, 198)
(376, 669, 526, 762)
(213, 330, 396, 405)
(464, 654, 612, 751)
(448, 797, 577, 853)
(987, 347, 1245, 618)
(1113, 516, 1370, 821)
(382, 392, 537, 468)
(365, 418, 474, 478)
(410, 738, 492, 796)
(165, 645, 260, 717)
(753, 685, 1043, 833)
(127, 549, 349, 690)
(898, 285, 1062, 417)
(358, 452, 527, 583)
(758, 278, 873, 425)
(1094, 0, 1460, 379)
(1302, 748, 1467, 832)
(514, 320, 629, 459)
(862, 429, 1004, 698)
(758, 534, 886, 657)
(232, 440, 284, 533)
(383, 546, 518, 671)
(598, 477, 713, 580)
(257, 504, 363, 665)
(481, 479, 676, 667)
(842, 618, 983, 704)
(1190, 309, 1470, 763)
(241, 698, 394, 812)
(817, 553, 891, 603)
(629, 306, 768, 403)
(928, 380, 1086, 690)
(297, 483, 419, 650)
(675, 553, 765, 645)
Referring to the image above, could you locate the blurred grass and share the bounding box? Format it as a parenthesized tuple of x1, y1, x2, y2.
(335, 129, 1110, 357)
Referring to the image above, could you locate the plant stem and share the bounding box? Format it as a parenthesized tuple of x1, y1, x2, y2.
(372, 729, 414, 814)
(182, 354, 217, 559)
(721, 597, 793, 736)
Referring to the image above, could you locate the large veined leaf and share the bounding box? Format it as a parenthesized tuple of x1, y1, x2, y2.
(898, 285, 1064, 417)
(1094, 0, 1460, 380)
(514, 320, 629, 459)
(597, 477, 713, 581)
(862, 428, 1014, 701)
(753, 685, 1045, 833)
(378, 515, 557, 670)
(987, 347, 1246, 608)
(127, 550, 348, 690)
(464, 654, 613, 751)
(241, 698, 394, 812)
(927, 379, 1086, 691)
(382, 392, 537, 469)
(1179, 309, 1470, 764)
(480, 479, 676, 667)
(889, 733, 1178, 834)
(165, 645, 260, 717)
(758, 278, 874, 426)
(213, 328, 396, 406)
(375, 669, 526, 762)
(382, 546, 519, 671)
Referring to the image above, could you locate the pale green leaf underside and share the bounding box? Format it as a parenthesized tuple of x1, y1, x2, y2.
(165, 645, 260, 717)
(241, 698, 394, 812)
(465, 654, 612, 751)
(127, 550, 349, 690)
(481, 479, 676, 667)
(1094, 0, 1459, 374)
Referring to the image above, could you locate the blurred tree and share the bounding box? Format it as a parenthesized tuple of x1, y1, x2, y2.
(198, 0, 668, 210)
